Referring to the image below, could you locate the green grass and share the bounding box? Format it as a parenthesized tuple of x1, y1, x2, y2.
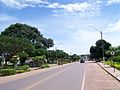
(105, 61, 120, 70)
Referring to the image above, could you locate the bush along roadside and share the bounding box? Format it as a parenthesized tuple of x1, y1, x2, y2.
(0, 69, 16, 76)
(0, 65, 30, 76)
(15, 65, 30, 74)
(40, 63, 49, 68)
(15, 65, 30, 71)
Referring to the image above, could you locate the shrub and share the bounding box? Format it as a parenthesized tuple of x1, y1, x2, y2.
(112, 56, 120, 62)
(16, 70, 25, 73)
(0, 69, 16, 76)
(2, 65, 14, 69)
(40, 64, 49, 68)
(114, 63, 120, 70)
(21, 65, 29, 71)
(15, 65, 29, 71)
(10, 56, 19, 66)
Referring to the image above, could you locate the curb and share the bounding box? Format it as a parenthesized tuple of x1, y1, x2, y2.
(97, 62, 120, 82)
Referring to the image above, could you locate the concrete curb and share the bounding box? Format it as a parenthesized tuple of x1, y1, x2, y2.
(97, 62, 120, 82)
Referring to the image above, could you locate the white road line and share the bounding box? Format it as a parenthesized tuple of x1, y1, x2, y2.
(22, 65, 74, 90)
(81, 64, 86, 90)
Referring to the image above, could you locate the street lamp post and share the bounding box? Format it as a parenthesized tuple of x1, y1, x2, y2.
(88, 25, 105, 62)
(100, 31, 105, 62)
(55, 42, 63, 65)
(55, 47, 58, 65)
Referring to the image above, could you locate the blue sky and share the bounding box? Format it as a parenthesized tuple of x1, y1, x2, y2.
(0, 0, 120, 55)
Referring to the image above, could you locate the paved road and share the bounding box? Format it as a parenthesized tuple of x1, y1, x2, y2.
(0, 62, 85, 90)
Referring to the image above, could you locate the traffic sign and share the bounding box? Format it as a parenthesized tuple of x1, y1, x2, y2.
(110, 51, 115, 55)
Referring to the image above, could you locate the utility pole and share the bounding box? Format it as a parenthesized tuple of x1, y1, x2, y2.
(100, 31, 105, 62)
(88, 25, 105, 62)
(55, 47, 58, 65)
(55, 42, 63, 65)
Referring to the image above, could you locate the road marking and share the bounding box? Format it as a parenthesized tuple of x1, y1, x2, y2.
(22, 65, 74, 90)
(81, 64, 86, 90)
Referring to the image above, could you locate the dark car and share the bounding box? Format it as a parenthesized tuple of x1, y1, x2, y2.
(80, 59, 85, 63)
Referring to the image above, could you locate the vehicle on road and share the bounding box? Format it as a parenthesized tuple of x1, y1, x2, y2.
(80, 59, 85, 63)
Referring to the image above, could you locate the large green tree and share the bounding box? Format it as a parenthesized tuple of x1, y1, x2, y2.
(90, 39, 111, 60)
(1, 23, 54, 49)
(0, 35, 35, 65)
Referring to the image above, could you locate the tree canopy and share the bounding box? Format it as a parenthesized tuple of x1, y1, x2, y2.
(90, 39, 111, 60)
(0, 35, 35, 65)
(1, 23, 54, 49)
(0, 23, 54, 65)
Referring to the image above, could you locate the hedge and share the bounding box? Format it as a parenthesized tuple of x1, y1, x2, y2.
(0, 69, 16, 76)
(40, 64, 49, 68)
(16, 70, 25, 74)
(15, 65, 29, 71)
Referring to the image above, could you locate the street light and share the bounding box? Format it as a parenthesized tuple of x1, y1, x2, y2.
(88, 25, 105, 62)
(55, 42, 63, 65)
(55, 47, 58, 65)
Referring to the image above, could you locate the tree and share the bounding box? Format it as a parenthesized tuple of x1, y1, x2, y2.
(32, 55, 46, 67)
(46, 50, 56, 63)
(90, 39, 111, 60)
(10, 55, 19, 67)
(0, 56, 5, 67)
(71, 54, 80, 62)
(0, 35, 35, 65)
(17, 51, 29, 65)
(1, 23, 54, 49)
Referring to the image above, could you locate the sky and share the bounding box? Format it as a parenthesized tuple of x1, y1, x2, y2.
(0, 0, 120, 55)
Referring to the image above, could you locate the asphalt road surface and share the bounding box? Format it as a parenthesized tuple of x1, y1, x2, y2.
(0, 62, 85, 90)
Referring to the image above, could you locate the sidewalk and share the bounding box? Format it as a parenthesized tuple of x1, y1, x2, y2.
(84, 61, 120, 90)
(98, 62, 120, 82)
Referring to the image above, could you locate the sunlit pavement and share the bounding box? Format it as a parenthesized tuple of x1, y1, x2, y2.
(84, 61, 120, 90)
(98, 62, 120, 82)
(1, 61, 120, 90)
(0, 62, 85, 90)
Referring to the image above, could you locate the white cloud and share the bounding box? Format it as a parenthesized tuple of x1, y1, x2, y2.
(41, 11, 107, 54)
(107, 0, 120, 5)
(105, 19, 120, 33)
(56, 30, 101, 54)
(0, 0, 101, 15)
(0, 0, 48, 9)
(0, 13, 16, 22)
(48, 2, 100, 14)
(0, 0, 110, 55)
